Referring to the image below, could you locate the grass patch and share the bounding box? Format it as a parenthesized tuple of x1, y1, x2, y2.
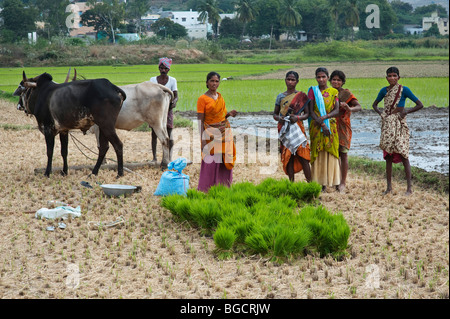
(161, 178, 350, 261)
(0, 90, 18, 103)
(349, 156, 449, 194)
(0, 123, 34, 130)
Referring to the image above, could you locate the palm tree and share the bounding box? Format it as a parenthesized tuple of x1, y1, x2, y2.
(235, 0, 259, 38)
(329, 0, 344, 39)
(278, 0, 301, 40)
(345, 0, 360, 42)
(197, 0, 222, 38)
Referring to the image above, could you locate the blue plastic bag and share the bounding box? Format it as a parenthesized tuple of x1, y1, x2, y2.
(154, 158, 190, 196)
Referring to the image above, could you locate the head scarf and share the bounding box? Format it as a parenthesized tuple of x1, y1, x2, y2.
(159, 57, 172, 69)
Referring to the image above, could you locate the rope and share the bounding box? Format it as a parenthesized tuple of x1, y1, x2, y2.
(69, 132, 146, 179)
(70, 133, 98, 161)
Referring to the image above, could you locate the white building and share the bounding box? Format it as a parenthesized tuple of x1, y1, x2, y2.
(423, 12, 449, 36)
(170, 9, 207, 39)
(67, 2, 96, 38)
(404, 24, 423, 35)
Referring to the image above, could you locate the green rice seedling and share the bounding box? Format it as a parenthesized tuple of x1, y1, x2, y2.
(245, 232, 270, 255)
(213, 226, 236, 251)
(173, 198, 193, 221)
(272, 226, 309, 258)
(160, 195, 183, 213)
(288, 181, 322, 202)
(255, 178, 291, 198)
(230, 181, 258, 194)
(186, 189, 207, 200)
(240, 188, 270, 208)
(262, 197, 297, 216)
(206, 184, 229, 200)
(189, 199, 222, 234)
(298, 206, 350, 258)
(220, 208, 254, 243)
(231, 219, 255, 244)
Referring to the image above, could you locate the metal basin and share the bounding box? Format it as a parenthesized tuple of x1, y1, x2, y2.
(100, 184, 137, 197)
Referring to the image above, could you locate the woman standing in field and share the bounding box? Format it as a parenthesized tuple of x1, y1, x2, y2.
(330, 70, 362, 193)
(197, 72, 238, 192)
(372, 66, 423, 195)
(307, 67, 341, 191)
(273, 71, 311, 182)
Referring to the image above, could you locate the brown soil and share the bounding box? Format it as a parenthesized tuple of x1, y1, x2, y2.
(0, 99, 448, 299)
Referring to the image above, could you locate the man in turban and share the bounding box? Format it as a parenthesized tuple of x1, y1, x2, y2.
(150, 57, 179, 162)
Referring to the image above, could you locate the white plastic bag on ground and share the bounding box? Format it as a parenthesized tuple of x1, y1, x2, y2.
(35, 205, 82, 220)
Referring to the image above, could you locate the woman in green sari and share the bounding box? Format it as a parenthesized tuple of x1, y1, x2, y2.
(307, 67, 340, 191)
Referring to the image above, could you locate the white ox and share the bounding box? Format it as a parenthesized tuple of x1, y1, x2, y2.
(91, 81, 174, 168)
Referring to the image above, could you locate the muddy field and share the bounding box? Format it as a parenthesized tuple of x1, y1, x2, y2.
(0, 98, 448, 301)
(180, 106, 449, 176)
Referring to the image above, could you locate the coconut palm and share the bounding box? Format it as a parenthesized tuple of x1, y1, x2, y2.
(235, 0, 259, 38)
(329, 0, 344, 39)
(278, 0, 302, 40)
(197, 0, 222, 38)
(345, 0, 360, 42)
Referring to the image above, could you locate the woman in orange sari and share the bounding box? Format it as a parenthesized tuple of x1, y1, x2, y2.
(273, 71, 311, 182)
(197, 72, 237, 192)
(330, 70, 361, 193)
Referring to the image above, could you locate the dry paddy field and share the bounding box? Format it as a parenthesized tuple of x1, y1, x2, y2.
(0, 99, 448, 300)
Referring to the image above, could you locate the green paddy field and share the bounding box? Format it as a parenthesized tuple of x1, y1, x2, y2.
(0, 64, 448, 112)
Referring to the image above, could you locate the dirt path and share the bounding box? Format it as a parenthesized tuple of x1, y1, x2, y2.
(0, 99, 448, 300)
(242, 61, 449, 80)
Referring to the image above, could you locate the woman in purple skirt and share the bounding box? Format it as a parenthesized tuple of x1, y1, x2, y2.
(197, 72, 238, 192)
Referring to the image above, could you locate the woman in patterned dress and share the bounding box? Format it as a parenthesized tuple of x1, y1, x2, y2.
(273, 71, 311, 182)
(372, 67, 423, 195)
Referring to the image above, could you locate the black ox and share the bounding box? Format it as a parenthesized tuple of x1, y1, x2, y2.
(14, 71, 127, 177)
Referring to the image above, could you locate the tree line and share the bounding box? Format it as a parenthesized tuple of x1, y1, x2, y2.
(0, 0, 447, 43)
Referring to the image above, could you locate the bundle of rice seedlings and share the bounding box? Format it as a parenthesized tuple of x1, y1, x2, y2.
(230, 181, 257, 194)
(189, 199, 222, 233)
(298, 206, 350, 257)
(160, 194, 183, 212)
(207, 184, 229, 200)
(214, 226, 236, 251)
(186, 189, 207, 200)
(256, 178, 290, 198)
(288, 181, 321, 202)
(245, 232, 269, 255)
(273, 226, 309, 258)
(173, 198, 192, 221)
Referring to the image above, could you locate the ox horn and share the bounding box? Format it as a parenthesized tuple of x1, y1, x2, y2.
(24, 82, 37, 88)
(72, 68, 77, 81)
(23, 71, 27, 82)
(64, 67, 72, 83)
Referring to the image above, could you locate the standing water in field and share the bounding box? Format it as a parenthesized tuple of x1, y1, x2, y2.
(181, 107, 449, 175)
